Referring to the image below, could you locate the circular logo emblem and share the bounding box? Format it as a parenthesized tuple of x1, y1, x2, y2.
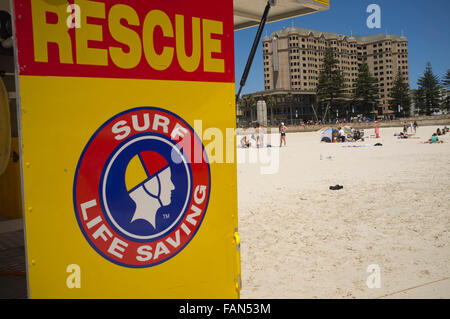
(73, 107, 210, 268)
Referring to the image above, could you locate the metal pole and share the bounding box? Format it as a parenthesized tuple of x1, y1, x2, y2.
(236, 1, 272, 102)
(322, 104, 330, 123)
(0, 71, 15, 76)
(311, 104, 319, 122)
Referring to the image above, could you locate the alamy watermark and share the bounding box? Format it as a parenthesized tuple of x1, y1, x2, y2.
(366, 264, 381, 289)
(111, 116, 280, 175)
(366, 4, 381, 29)
(168, 121, 280, 175)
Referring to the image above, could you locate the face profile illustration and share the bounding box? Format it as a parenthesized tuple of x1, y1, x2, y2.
(125, 151, 175, 228)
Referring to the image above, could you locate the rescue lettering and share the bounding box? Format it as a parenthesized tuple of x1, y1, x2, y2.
(30, 0, 225, 73)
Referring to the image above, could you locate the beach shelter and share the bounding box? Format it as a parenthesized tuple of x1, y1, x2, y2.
(321, 128, 339, 143)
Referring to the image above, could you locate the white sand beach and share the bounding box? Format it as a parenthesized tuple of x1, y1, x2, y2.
(237, 125, 450, 299)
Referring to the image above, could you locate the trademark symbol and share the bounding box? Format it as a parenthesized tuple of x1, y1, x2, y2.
(163, 213, 170, 219)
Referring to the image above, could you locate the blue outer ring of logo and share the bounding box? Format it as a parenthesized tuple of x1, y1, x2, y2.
(73, 107, 211, 268)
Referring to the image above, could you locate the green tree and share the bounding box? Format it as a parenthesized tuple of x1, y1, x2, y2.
(417, 62, 441, 115)
(443, 93, 450, 111)
(413, 89, 425, 115)
(443, 69, 450, 111)
(353, 63, 379, 116)
(389, 67, 411, 117)
(443, 69, 450, 88)
(316, 47, 345, 121)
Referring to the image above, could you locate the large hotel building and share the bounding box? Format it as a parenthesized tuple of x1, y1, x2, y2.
(254, 27, 409, 122)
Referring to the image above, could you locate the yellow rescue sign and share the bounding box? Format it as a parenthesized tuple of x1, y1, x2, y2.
(13, 0, 239, 298)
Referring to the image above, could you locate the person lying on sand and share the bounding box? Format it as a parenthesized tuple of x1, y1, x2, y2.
(395, 132, 409, 139)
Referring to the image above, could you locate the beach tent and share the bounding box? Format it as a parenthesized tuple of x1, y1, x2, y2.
(321, 128, 339, 143)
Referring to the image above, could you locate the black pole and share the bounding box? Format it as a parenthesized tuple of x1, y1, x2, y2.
(236, 1, 272, 102)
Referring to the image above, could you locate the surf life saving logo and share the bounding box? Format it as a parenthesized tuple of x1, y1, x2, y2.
(73, 107, 211, 268)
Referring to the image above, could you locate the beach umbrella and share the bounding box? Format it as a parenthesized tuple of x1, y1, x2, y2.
(343, 126, 352, 136)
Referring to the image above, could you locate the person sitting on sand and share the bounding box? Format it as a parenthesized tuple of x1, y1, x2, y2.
(338, 127, 346, 142)
(425, 133, 444, 144)
(240, 135, 250, 148)
(444, 126, 449, 133)
(437, 128, 442, 136)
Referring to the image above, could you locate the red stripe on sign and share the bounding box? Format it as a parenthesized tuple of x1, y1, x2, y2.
(13, 0, 235, 83)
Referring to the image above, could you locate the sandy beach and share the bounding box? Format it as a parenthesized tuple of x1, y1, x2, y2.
(237, 125, 450, 299)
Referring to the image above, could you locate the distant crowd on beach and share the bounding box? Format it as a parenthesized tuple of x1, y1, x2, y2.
(395, 121, 419, 139)
(424, 126, 448, 144)
(297, 116, 375, 127)
(239, 120, 449, 148)
(239, 122, 288, 148)
(393, 120, 448, 143)
(294, 115, 394, 127)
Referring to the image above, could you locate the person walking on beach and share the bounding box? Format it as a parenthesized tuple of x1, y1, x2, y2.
(413, 121, 418, 133)
(279, 122, 287, 147)
(403, 123, 408, 134)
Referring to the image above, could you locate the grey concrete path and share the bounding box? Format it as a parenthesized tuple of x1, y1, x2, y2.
(0, 219, 27, 299)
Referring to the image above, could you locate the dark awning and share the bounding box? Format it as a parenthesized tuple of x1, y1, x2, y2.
(234, 0, 330, 30)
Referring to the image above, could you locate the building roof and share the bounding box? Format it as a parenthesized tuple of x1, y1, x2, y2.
(265, 26, 407, 42)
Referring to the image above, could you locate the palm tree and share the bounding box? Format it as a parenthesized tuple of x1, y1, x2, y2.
(245, 95, 256, 122)
(265, 95, 276, 125)
(286, 92, 293, 125)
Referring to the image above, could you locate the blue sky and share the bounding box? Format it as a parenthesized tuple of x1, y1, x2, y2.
(234, 0, 450, 95)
